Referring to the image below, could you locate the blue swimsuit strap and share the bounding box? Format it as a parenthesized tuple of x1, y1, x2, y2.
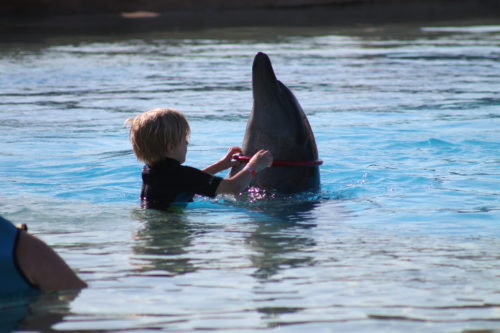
(0, 216, 38, 295)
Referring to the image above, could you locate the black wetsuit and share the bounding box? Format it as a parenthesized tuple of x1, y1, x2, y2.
(141, 157, 222, 209)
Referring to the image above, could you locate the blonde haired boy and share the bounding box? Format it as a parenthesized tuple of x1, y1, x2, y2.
(128, 108, 272, 208)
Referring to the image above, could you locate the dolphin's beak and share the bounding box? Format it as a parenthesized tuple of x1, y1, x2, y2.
(252, 52, 278, 104)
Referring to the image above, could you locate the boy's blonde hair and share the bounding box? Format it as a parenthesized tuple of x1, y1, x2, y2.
(127, 108, 190, 165)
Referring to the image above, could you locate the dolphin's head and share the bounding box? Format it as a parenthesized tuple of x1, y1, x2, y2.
(247, 52, 315, 158)
(235, 52, 320, 193)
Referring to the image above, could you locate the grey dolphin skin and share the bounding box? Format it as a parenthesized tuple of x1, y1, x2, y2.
(231, 52, 320, 193)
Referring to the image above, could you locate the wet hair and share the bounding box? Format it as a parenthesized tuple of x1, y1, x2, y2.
(126, 108, 190, 165)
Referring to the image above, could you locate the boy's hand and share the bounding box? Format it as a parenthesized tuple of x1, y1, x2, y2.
(220, 146, 243, 169)
(249, 149, 273, 172)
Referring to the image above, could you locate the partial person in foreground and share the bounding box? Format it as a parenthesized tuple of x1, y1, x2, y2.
(127, 108, 273, 209)
(0, 215, 87, 295)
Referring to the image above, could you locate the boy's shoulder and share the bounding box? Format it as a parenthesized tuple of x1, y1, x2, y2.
(143, 158, 211, 181)
(143, 158, 180, 173)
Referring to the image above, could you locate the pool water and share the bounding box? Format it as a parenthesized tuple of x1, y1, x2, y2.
(0, 21, 499, 332)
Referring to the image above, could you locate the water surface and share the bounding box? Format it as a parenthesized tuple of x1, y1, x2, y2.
(0, 21, 499, 332)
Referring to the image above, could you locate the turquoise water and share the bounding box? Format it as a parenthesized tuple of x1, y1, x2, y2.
(1, 22, 499, 332)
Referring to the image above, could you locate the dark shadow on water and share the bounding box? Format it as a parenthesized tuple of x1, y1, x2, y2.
(129, 188, 343, 283)
(130, 208, 199, 276)
(247, 218, 317, 281)
(2, 290, 81, 333)
(229, 189, 348, 320)
(233, 190, 324, 281)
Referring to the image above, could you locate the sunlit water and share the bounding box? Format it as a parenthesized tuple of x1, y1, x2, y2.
(0, 22, 499, 332)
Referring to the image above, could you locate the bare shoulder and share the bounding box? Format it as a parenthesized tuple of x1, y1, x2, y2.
(16, 231, 87, 291)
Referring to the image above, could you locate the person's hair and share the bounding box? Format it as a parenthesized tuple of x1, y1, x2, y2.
(126, 108, 190, 165)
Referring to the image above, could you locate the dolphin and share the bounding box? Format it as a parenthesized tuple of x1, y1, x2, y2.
(231, 52, 320, 193)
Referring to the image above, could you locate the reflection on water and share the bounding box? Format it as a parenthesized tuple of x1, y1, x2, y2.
(247, 217, 316, 280)
(243, 194, 320, 280)
(131, 209, 197, 276)
(0, 298, 31, 332)
(1, 291, 80, 333)
(130, 195, 321, 280)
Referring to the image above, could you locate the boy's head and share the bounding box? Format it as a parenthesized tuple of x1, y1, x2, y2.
(127, 108, 190, 165)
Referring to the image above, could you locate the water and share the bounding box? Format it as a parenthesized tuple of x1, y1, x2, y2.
(1, 21, 499, 332)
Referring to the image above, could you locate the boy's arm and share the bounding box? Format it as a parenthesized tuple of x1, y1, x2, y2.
(203, 146, 242, 175)
(216, 150, 273, 195)
(216, 167, 254, 194)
